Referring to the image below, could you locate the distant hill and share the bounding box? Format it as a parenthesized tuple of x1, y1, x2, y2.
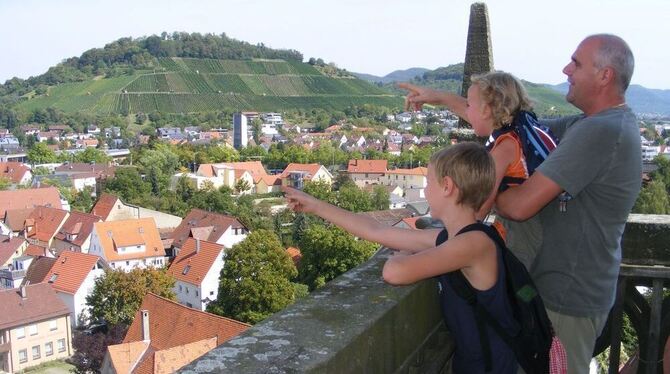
(548, 83, 670, 116)
(2, 33, 402, 115)
(14, 58, 401, 115)
(353, 68, 430, 84)
(364, 64, 577, 116)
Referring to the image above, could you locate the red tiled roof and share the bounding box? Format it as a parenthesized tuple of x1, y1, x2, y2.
(0, 187, 62, 217)
(401, 217, 421, 230)
(21, 256, 57, 286)
(123, 293, 250, 351)
(279, 163, 325, 181)
(0, 236, 25, 266)
(90, 193, 119, 220)
(54, 211, 101, 247)
(93, 218, 165, 262)
(25, 244, 47, 257)
(4, 208, 35, 231)
(197, 161, 268, 181)
(347, 159, 388, 174)
(45, 251, 103, 294)
(170, 209, 245, 249)
(386, 167, 428, 176)
(0, 283, 70, 330)
(0, 162, 31, 184)
(286, 247, 302, 266)
(167, 238, 224, 286)
(25, 206, 69, 243)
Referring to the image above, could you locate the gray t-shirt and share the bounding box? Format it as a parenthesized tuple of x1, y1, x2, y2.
(534, 106, 641, 317)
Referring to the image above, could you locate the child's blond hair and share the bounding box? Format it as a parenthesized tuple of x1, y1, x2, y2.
(429, 142, 495, 211)
(471, 71, 533, 129)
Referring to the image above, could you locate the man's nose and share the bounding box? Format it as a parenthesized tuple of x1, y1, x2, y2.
(563, 63, 573, 76)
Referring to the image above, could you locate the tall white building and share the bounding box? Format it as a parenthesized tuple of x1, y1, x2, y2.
(233, 113, 248, 149)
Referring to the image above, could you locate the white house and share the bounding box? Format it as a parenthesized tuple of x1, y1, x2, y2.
(167, 238, 225, 310)
(44, 251, 107, 327)
(169, 209, 249, 256)
(88, 218, 166, 271)
(279, 163, 333, 188)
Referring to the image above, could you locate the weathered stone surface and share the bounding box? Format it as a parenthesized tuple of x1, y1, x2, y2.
(180, 249, 453, 373)
(622, 214, 670, 266)
(459, 2, 494, 128)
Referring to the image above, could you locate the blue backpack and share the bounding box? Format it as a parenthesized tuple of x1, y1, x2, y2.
(486, 111, 558, 191)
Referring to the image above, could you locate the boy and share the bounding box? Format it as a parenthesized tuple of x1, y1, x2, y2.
(284, 142, 519, 373)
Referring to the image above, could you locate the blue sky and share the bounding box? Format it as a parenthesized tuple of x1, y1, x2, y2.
(1, 0, 668, 89)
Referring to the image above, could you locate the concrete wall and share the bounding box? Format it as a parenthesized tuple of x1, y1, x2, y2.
(180, 249, 454, 373)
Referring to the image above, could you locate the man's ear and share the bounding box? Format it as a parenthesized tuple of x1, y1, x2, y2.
(599, 66, 616, 87)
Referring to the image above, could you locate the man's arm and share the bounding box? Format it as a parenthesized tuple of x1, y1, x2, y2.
(495, 170, 563, 221)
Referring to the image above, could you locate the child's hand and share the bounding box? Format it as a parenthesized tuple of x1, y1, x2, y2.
(282, 185, 320, 214)
(397, 82, 435, 111)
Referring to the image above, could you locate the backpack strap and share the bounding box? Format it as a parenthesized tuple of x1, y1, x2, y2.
(447, 222, 515, 373)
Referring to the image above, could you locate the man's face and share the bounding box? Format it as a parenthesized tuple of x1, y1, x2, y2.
(562, 37, 602, 110)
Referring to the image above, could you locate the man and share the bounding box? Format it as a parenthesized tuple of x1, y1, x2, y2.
(495, 34, 641, 373)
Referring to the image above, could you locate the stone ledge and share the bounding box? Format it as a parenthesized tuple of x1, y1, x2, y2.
(623, 214, 670, 266)
(180, 248, 453, 373)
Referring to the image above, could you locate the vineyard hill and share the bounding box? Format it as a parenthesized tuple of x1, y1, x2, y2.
(17, 57, 402, 114)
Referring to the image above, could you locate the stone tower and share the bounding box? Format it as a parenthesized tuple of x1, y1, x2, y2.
(459, 2, 494, 127)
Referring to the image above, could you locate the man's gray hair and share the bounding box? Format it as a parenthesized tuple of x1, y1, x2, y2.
(588, 34, 635, 94)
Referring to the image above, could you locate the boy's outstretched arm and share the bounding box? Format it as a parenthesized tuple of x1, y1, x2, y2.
(283, 186, 440, 252)
(495, 171, 562, 221)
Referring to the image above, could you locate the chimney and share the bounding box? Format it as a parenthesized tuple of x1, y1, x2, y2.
(19, 285, 27, 299)
(195, 239, 201, 254)
(141, 310, 150, 341)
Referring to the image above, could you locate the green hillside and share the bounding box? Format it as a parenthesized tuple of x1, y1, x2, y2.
(16, 57, 401, 115)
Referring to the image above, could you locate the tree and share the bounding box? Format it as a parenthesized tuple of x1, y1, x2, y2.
(0, 177, 10, 191)
(71, 186, 95, 212)
(207, 230, 297, 323)
(298, 225, 377, 290)
(70, 324, 127, 374)
(633, 180, 670, 214)
(87, 267, 175, 326)
(74, 147, 111, 164)
(104, 167, 150, 202)
(27, 142, 57, 164)
(371, 185, 390, 210)
(335, 184, 373, 212)
(234, 178, 251, 194)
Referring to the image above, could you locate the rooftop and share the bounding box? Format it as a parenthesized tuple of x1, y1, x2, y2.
(167, 238, 224, 286)
(0, 283, 70, 330)
(0, 186, 62, 217)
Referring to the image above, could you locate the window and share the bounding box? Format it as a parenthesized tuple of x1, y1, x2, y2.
(182, 265, 191, 275)
(19, 349, 27, 363)
(29, 324, 38, 336)
(49, 273, 58, 283)
(195, 290, 199, 296)
(45, 342, 53, 356)
(32, 345, 40, 359)
(16, 326, 25, 339)
(57, 339, 66, 352)
(185, 287, 189, 294)
(49, 320, 58, 331)
(210, 291, 214, 296)
(179, 284, 182, 292)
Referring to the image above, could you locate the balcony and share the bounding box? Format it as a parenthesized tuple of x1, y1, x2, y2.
(181, 214, 670, 373)
(0, 268, 26, 281)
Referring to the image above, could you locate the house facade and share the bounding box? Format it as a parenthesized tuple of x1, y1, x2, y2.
(44, 251, 107, 327)
(88, 218, 166, 271)
(0, 284, 72, 373)
(167, 238, 225, 310)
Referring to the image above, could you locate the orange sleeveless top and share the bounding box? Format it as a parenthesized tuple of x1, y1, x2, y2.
(491, 132, 528, 240)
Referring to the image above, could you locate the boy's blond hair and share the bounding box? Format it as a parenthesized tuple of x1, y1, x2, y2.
(429, 142, 495, 211)
(471, 71, 533, 129)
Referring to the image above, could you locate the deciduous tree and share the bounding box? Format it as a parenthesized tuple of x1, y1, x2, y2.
(207, 230, 297, 323)
(86, 267, 176, 326)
